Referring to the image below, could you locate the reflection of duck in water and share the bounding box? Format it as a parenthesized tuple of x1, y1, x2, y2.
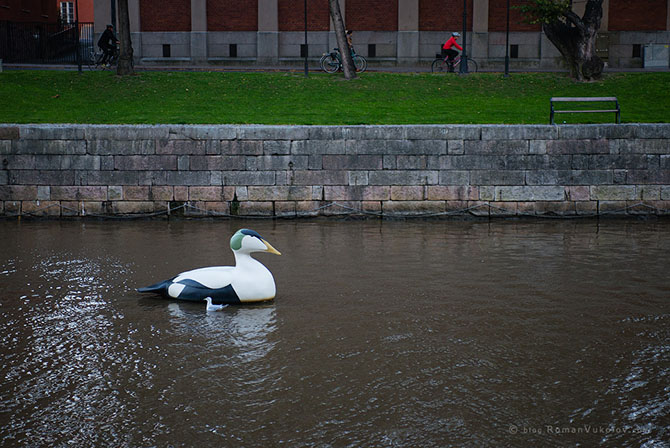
(138, 229, 281, 305)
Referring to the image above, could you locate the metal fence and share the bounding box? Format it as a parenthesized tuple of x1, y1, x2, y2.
(0, 21, 94, 64)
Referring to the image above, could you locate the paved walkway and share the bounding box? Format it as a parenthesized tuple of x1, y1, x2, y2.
(2, 61, 664, 74)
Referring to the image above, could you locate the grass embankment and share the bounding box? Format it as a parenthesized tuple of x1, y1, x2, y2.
(1, 70, 669, 124)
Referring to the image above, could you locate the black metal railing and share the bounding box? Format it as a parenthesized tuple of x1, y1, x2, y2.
(0, 21, 94, 64)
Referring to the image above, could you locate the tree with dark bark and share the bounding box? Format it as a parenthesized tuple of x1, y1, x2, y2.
(328, 0, 356, 80)
(519, 0, 604, 81)
(116, 0, 134, 76)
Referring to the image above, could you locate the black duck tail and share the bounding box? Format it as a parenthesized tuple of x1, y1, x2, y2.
(137, 279, 171, 295)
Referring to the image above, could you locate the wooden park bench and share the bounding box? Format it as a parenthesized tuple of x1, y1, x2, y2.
(550, 97, 621, 124)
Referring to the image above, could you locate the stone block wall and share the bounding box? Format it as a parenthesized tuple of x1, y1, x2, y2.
(1, 124, 669, 218)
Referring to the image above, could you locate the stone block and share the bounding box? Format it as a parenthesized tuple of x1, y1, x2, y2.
(237, 125, 309, 140)
(495, 186, 565, 201)
(14, 140, 86, 155)
(248, 186, 312, 201)
(382, 200, 445, 216)
(138, 171, 168, 186)
(345, 126, 406, 140)
(188, 186, 225, 201)
(295, 201, 322, 217)
(633, 124, 670, 139)
(50, 186, 107, 201)
(590, 185, 638, 201)
(62, 155, 100, 170)
(247, 155, 308, 171)
(557, 124, 636, 140)
(224, 140, 263, 155)
(0, 140, 11, 154)
(123, 186, 151, 201)
(7, 155, 36, 169)
(222, 171, 276, 186)
(308, 155, 323, 170)
(565, 186, 590, 201)
(322, 155, 382, 170)
(292, 140, 346, 155)
(530, 140, 547, 154)
(489, 201, 517, 217)
(37, 186, 50, 200)
(168, 125, 236, 140)
(438, 170, 470, 185)
(404, 125, 450, 140)
(237, 201, 274, 216)
(174, 186, 189, 201)
(614, 139, 670, 155)
(427, 186, 478, 200)
(187, 201, 230, 216)
(525, 201, 576, 216)
(391, 186, 424, 201)
(263, 140, 291, 155)
(274, 201, 296, 217)
(166, 171, 212, 186)
(445, 200, 468, 213)
(88, 139, 156, 155)
(368, 170, 438, 185)
(85, 125, 169, 140)
(627, 170, 670, 184)
(598, 201, 629, 215)
(346, 140, 445, 155)
(157, 139, 213, 155)
(19, 125, 85, 140)
(0, 126, 20, 139)
(21, 201, 61, 216)
(4, 201, 20, 215)
(469, 170, 525, 185)
(447, 140, 464, 155)
(115, 155, 177, 171)
(108, 186, 123, 201)
(0, 186, 37, 200)
(178, 155, 190, 171)
(546, 139, 610, 155)
(307, 127, 346, 140)
(383, 155, 396, 169)
(396, 156, 428, 170)
(15, 170, 75, 186)
(464, 140, 529, 155)
(149, 186, 174, 201)
(190, 155, 246, 170)
(661, 186, 670, 200)
(481, 125, 558, 140)
(61, 201, 81, 216)
(292, 170, 347, 185)
(112, 201, 157, 215)
(0, 171, 6, 185)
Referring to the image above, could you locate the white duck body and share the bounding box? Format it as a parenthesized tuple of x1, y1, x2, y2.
(138, 229, 280, 304)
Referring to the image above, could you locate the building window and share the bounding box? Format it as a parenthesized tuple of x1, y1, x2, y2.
(60, 2, 74, 23)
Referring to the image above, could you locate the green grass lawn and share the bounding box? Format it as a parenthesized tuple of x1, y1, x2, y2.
(1, 70, 669, 125)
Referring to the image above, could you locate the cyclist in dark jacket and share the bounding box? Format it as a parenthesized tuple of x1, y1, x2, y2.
(98, 24, 119, 66)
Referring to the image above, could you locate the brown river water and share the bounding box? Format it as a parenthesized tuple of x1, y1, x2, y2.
(0, 219, 669, 447)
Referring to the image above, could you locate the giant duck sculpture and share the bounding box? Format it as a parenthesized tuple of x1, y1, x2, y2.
(138, 229, 281, 304)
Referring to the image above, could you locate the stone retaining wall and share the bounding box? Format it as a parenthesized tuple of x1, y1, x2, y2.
(1, 124, 669, 218)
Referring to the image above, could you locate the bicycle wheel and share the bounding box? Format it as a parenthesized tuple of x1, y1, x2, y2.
(431, 58, 448, 73)
(353, 54, 367, 73)
(467, 58, 478, 73)
(86, 51, 97, 70)
(320, 54, 340, 73)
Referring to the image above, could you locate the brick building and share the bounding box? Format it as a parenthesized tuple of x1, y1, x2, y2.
(92, 0, 670, 68)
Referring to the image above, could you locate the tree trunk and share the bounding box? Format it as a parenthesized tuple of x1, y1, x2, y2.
(116, 0, 135, 76)
(328, 0, 356, 80)
(543, 0, 603, 81)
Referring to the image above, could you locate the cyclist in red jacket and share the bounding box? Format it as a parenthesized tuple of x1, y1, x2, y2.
(442, 32, 463, 72)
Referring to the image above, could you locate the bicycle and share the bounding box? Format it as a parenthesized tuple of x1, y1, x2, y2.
(320, 48, 367, 73)
(87, 47, 118, 71)
(431, 54, 478, 73)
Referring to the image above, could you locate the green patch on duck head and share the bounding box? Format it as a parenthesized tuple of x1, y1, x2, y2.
(230, 228, 263, 250)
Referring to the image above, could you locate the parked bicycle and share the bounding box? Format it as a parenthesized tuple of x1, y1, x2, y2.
(431, 54, 478, 73)
(320, 48, 367, 73)
(87, 46, 118, 71)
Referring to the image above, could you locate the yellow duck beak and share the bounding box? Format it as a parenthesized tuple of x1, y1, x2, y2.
(263, 240, 281, 255)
